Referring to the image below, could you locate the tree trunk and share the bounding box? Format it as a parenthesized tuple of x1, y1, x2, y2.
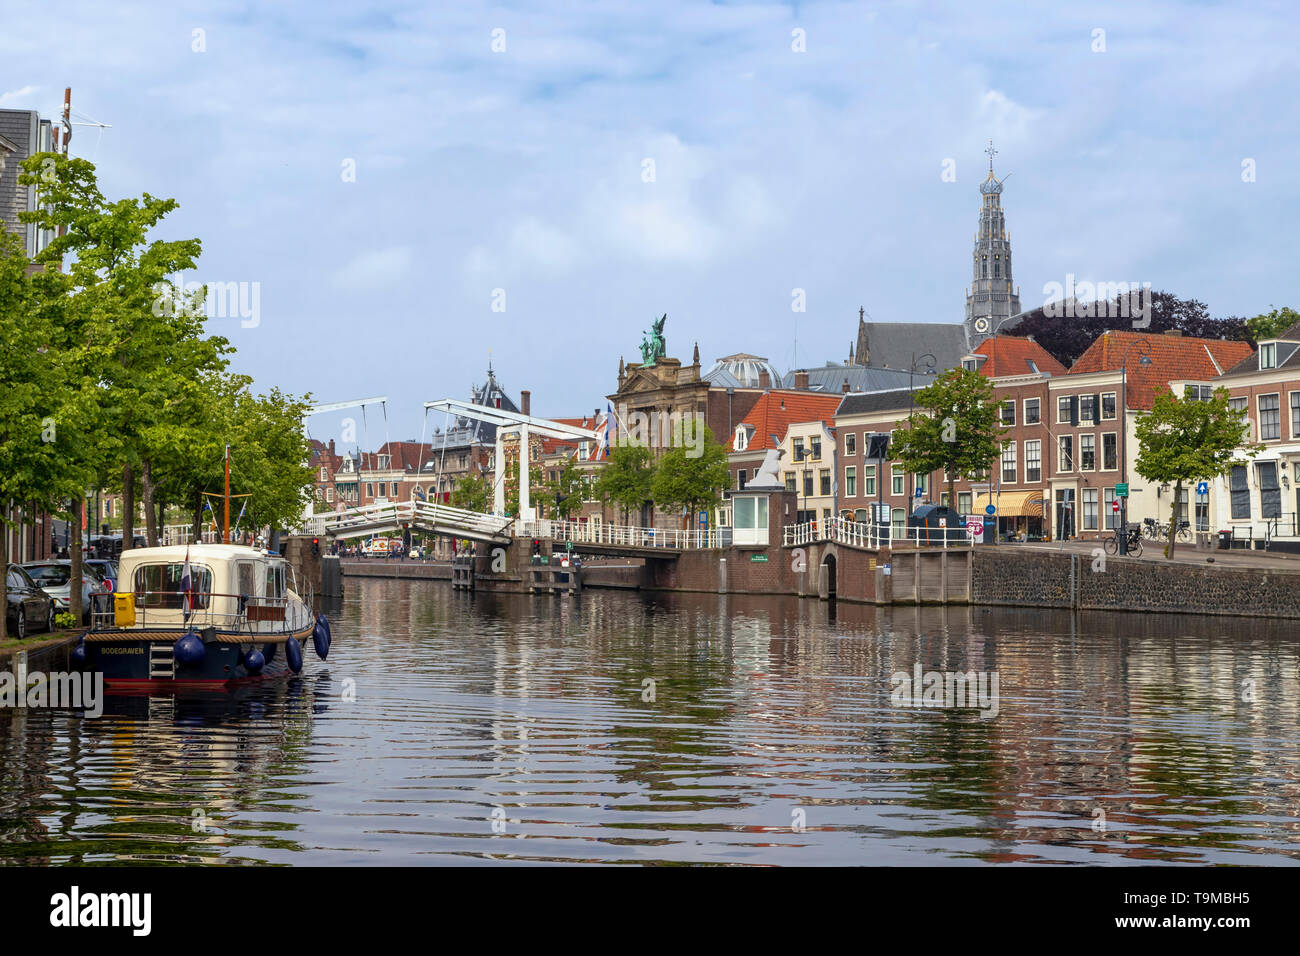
(70, 497, 84, 623)
(142, 458, 159, 547)
(121, 462, 135, 552)
(158, 498, 166, 544)
(1165, 480, 1182, 560)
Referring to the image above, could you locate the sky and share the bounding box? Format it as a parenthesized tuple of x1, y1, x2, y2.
(4, 0, 1299, 447)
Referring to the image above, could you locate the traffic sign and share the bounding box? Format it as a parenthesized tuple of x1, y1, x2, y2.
(1196, 481, 1209, 496)
(1115, 482, 1129, 498)
(1112, 500, 1120, 513)
(914, 488, 923, 498)
(966, 519, 983, 535)
(985, 504, 996, 515)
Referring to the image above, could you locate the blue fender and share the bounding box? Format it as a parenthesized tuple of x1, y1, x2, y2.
(317, 613, 332, 641)
(243, 649, 266, 676)
(173, 632, 206, 667)
(312, 620, 330, 660)
(285, 636, 303, 673)
(70, 639, 87, 666)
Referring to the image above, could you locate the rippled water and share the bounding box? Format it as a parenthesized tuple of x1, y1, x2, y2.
(3, 578, 1300, 865)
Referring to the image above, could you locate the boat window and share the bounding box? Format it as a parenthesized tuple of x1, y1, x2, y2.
(133, 564, 213, 609)
(237, 562, 256, 598)
(265, 565, 284, 599)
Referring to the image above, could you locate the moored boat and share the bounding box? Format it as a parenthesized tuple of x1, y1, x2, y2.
(77, 543, 331, 691)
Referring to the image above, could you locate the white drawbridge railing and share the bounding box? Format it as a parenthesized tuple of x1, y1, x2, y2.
(308, 499, 514, 542)
(782, 517, 973, 550)
(518, 519, 726, 551)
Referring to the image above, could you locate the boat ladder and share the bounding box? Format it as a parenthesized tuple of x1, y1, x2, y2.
(149, 643, 176, 680)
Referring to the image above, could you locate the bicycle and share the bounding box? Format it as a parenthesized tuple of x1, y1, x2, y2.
(1142, 517, 1165, 540)
(1103, 525, 1143, 557)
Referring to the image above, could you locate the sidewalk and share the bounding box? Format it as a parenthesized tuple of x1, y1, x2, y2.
(1009, 538, 1300, 570)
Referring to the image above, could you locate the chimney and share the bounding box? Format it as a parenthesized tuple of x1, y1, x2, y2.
(794, 370, 810, 389)
(328, 439, 335, 456)
(1164, 329, 1182, 337)
(521, 390, 531, 416)
(842, 378, 851, 393)
(758, 370, 771, 389)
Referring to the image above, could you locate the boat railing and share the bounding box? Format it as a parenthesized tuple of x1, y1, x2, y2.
(91, 591, 309, 634)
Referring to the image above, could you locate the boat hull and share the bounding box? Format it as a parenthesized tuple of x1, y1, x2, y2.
(84, 622, 317, 692)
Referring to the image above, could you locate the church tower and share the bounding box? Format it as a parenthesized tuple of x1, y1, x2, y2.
(964, 141, 1021, 343)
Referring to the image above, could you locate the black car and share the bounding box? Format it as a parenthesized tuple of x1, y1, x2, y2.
(5, 564, 56, 639)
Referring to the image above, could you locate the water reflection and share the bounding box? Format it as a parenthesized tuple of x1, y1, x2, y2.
(3, 578, 1300, 865)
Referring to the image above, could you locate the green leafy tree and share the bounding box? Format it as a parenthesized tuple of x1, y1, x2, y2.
(450, 473, 490, 513)
(649, 426, 731, 529)
(536, 456, 585, 521)
(1245, 305, 1300, 343)
(595, 443, 655, 523)
(891, 368, 1007, 506)
(1135, 386, 1261, 559)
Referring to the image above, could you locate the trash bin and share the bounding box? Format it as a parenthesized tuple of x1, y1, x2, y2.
(1218, 530, 1232, 550)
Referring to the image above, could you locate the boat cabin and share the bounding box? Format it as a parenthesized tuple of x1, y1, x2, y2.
(113, 544, 303, 632)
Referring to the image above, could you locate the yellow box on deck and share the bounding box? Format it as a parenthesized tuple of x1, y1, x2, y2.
(113, 591, 135, 627)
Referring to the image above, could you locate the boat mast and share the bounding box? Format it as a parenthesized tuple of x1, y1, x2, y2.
(224, 444, 231, 544)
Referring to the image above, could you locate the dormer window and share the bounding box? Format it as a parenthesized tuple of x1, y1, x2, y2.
(734, 425, 751, 451)
(963, 358, 977, 372)
(1260, 343, 1278, 370)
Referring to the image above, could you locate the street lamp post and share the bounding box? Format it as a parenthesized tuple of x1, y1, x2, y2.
(908, 351, 937, 518)
(1118, 338, 1154, 554)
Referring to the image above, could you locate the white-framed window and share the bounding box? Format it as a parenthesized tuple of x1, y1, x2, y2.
(320, 466, 328, 481)
(1229, 396, 1251, 440)
(1025, 439, 1042, 482)
(845, 466, 857, 497)
(1058, 435, 1074, 472)
(734, 425, 749, 451)
(1080, 434, 1095, 471)
(365, 482, 374, 497)
(326, 488, 334, 503)
(844, 433, 856, 456)
(1259, 393, 1281, 441)
(891, 465, 904, 496)
(1101, 392, 1117, 420)
(1080, 394, 1097, 424)
(1083, 488, 1098, 531)
(863, 465, 876, 497)
(1102, 432, 1118, 471)
(819, 468, 831, 496)
(792, 438, 805, 462)
(1104, 488, 1119, 531)
(810, 436, 822, 461)
(963, 358, 978, 372)
(1260, 342, 1278, 370)
(1000, 400, 1016, 425)
(1291, 391, 1300, 439)
(1024, 397, 1040, 425)
(958, 492, 972, 515)
(1001, 441, 1017, 484)
(1058, 396, 1073, 424)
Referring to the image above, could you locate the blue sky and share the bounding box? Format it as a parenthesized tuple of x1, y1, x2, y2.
(4, 1, 1298, 445)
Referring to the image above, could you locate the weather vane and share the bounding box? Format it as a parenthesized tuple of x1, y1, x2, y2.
(985, 139, 997, 171)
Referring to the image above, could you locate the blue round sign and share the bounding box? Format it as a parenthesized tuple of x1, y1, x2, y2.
(985, 504, 996, 515)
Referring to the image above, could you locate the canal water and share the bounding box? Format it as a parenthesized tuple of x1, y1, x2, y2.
(3, 578, 1300, 865)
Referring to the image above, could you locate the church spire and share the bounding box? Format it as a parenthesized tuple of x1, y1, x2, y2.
(965, 141, 1021, 342)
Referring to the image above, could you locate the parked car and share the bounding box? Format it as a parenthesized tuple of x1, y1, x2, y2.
(83, 558, 120, 593)
(5, 564, 56, 638)
(21, 561, 108, 626)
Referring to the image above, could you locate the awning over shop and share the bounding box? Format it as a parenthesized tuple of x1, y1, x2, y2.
(972, 490, 1046, 518)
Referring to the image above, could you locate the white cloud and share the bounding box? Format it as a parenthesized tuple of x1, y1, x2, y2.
(0, 85, 40, 107)
(331, 246, 413, 291)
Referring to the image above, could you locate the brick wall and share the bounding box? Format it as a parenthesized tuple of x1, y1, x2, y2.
(973, 547, 1300, 618)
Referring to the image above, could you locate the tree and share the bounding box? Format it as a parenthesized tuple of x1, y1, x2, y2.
(649, 426, 731, 529)
(1006, 291, 1250, 367)
(595, 443, 655, 523)
(536, 456, 585, 521)
(450, 474, 489, 513)
(1135, 387, 1261, 559)
(891, 367, 1007, 506)
(1245, 305, 1300, 343)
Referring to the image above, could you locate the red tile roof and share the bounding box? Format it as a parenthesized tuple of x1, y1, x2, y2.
(1069, 331, 1253, 410)
(974, 336, 1067, 377)
(729, 391, 843, 452)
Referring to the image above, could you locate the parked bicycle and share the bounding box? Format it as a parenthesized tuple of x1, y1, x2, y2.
(1104, 525, 1143, 556)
